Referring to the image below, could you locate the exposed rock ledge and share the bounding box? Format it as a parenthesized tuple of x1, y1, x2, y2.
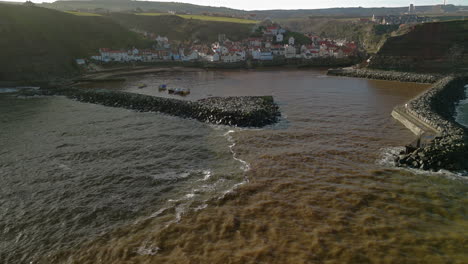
(21, 87, 281, 128)
(393, 76, 468, 171)
(327, 68, 440, 84)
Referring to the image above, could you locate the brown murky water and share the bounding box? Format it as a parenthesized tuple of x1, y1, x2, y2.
(2, 70, 467, 263)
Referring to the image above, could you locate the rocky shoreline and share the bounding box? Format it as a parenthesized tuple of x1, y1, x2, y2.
(327, 68, 440, 84)
(21, 87, 281, 128)
(394, 76, 468, 171)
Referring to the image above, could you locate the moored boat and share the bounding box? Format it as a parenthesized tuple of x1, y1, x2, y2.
(159, 84, 167, 91)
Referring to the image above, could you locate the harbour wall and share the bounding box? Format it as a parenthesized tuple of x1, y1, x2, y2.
(392, 76, 468, 171)
(327, 68, 440, 84)
(21, 87, 281, 128)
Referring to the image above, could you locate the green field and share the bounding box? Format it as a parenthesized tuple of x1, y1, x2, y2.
(65, 11, 102, 16)
(136, 13, 258, 24)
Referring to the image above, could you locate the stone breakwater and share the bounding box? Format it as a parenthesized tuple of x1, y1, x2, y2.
(394, 76, 468, 171)
(327, 68, 440, 84)
(22, 87, 281, 127)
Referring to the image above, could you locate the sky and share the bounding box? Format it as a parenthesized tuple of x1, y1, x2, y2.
(25, 0, 467, 10)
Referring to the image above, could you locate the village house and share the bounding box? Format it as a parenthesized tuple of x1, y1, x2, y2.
(182, 50, 199, 61)
(259, 51, 274, 61)
(301, 45, 320, 59)
(271, 44, 285, 56)
(203, 53, 220, 62)
(284, 45, 297, 59)
(90, 28, 359, 65)
(139, 49, 158, 62)
(266, 26, 279, 35)
(251, 50, 273, 61)
(97, 48, 129, 62)
(221, 52, 244, 63)
(248, 38, 262, 48)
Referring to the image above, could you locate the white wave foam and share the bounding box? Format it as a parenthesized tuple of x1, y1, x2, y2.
(377, 146, 404, 167)
(136, 244, 160, 256)
(218, 181, 247, 200)
(224, 130, 251, 172)
(378, 147, 468, 180)
(141, 128, 251, 230)
(194, 204, 208, 211)
(148, 207, 169, 218)
(201, 170, 212, 181)
(0, 88, 19, 94)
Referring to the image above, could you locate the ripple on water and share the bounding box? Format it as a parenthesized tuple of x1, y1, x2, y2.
(0, 95, 246, 263)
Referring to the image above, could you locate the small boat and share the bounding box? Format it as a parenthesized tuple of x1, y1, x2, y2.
(158, 84, 167, 91)
(138, 83, 147, 89)
(174, 88, 190, 96)
(168, 87, 175, 94)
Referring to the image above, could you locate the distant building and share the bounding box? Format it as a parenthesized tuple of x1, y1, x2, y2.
(259, 52, 273, 61)
(284, 45, 296, 58)
(409, 4, 415, 14)
(266, 26, 279, 35)
(276, 33, 284, 42)
(288, 37, 295, 46)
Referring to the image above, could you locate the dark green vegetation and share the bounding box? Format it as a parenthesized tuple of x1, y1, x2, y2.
(107, 13, 252, 43)
(0, 4, 150, 82)
(281, 32, 312, 45)
(369, 20, 468, 73)
(282, 18, 406, 53)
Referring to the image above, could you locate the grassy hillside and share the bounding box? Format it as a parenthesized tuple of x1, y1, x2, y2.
(42, 0, 246, 16)
(0, 4, 150, 82)
(253, 5, 466, 19)
(136, 13, 257, 24)
(65, 10, 103, 16)
(40, 1, 468, 19)
(369, 20, 468, 72)
(106, 13, 254, 43)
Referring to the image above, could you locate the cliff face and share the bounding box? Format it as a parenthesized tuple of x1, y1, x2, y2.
(369, 20, 468, 73)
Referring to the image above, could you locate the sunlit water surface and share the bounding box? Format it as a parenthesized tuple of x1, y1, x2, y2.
(1, 70, 467, 264)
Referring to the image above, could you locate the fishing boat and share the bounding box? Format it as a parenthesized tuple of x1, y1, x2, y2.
(158, 84, 167, 91)
(138, 83, 147, 89)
